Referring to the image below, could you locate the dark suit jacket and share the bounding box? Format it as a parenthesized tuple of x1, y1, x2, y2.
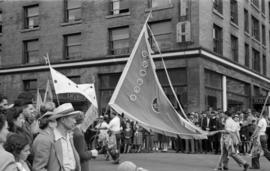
(32, 128, 81, 171)
(73, 127, 92, 171)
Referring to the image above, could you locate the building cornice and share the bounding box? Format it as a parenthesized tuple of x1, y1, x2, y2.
(0, 49, 269, 84)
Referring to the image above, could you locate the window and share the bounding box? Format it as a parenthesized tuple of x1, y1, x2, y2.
(244, 9, 249, 33)
(64, 33, 81, 59)
(262, 24, 265, 45)
(157, 68, 188, 111)
(231, 35, 238, 62)
(24, 5, 39, 29)
(23, 39, 39, 64)
(148, 0, 172, 8)
(64, 0, 81, 22)
(213, 0, 223, 14)
(23, 79, 37, 91)
(230, 0, 238, 24)
(213, 24, 223, 55)
(252, 48, 260, 72)
(0, 11, 2, 33)
(109, 26, 129, 55)
(263, 54, 266, 75)
(252, 16, 260, 41)
(244, 43, 249, 67)
(110, 0, 129, 15)
(149, 20, 173, 52)
(251, 0, 259, 8)
(99, 73, 121, 112)
(261, 0, 265, 14)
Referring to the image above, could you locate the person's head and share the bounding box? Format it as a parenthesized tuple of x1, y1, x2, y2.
(0, 94, 9, 110)
(224, 111, 232, 117)
(4, 134, 30, 161)
(52, 103, 81, 131)
(117, 161, 148, 171)
(22, 104, 37, 121)
(0, 114, 9, 144)
(126, 122, 131, 129)
(75, 112, 85, 125)
(7, 107, 25, 131)
(40, 102, 56, 115)
(38, 111, 57, 130)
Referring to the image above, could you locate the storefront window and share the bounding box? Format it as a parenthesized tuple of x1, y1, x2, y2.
(157, 68, 187, 111)
(204, 69, 222, 110)
(227, 77, 250, 111)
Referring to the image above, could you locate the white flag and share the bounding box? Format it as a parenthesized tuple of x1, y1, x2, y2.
(50, 66, 97, 107)
(77, 84, 97, 108)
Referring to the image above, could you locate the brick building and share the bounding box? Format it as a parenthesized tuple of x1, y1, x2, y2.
(0, 0, 270, 113)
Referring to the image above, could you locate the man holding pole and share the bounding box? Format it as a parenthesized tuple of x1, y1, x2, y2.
(251, 111, 270, 165)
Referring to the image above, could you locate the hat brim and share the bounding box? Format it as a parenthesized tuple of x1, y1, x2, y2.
(50, 111, 81, 120)
(38, 111, 55, 120)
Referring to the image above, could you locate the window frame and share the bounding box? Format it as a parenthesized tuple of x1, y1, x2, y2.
(63, 33, 82, 59)
(23, 39, 39, 64)
(149, 20, 173, 52)
(244, 9, 249, 33)
(23, 4, 39, 29)
(64, 0, 82, 22)
(252, 48, 260, 73)
(231, 35, 238, 62)
(110, 0, 129, 15)
(251, 16, 260, 41)
(108, 26, 130, 55)
(230, 0, 238, 25)
(23, 79, 37, 91)
(148, 0, 172, 9)
(244, 43, 250, 68)
(213, 24, 223, 55)
(213, 0, 223, 14)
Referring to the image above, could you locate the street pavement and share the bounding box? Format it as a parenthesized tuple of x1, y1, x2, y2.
(89, 152, 269, 171)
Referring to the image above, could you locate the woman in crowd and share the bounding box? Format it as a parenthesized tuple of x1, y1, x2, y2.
(6, 107, 26, 137)
(133, 122, 143, 153)
(5, 134, 31, 171)
(0, 114, 18, 171)
(123, 121, 133, 153)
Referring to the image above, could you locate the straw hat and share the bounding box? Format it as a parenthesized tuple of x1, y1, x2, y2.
(117, 161, 137, 171)
(50, 103, 81, 120)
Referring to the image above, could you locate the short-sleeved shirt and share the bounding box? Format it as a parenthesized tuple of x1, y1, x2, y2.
(258, 118, 267, 136)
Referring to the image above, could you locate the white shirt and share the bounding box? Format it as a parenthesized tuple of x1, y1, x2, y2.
(225, 117, 238, 132)
(54, 129, 76, 171)
(96, 121, 109, 134)
(258, 118, 267, 136)
(108, 116, 121, 132)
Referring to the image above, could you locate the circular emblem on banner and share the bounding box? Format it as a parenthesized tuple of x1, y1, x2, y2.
(137, 78, 143, 86)
(142, 60, 149, 68)
(134, 86, 140, 93)
(152, 98, 160, 113)
(141, 50, 148, 58)
(130, 94, 137, 101)
(140, 69, 147, 77)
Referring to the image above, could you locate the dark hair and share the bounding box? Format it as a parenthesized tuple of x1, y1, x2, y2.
(224, 111, 232, 117)
(6, 107, 23, 132)
(0, 114, 7, 131)
(0, 94, 7, 103)
(39, 117, 50, 130)
(4, 134, 29, 161)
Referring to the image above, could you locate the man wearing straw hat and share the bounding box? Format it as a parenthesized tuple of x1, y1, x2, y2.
(32, 103, 81, 171)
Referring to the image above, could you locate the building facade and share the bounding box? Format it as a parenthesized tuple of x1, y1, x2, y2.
(0, 0, 270, 113)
